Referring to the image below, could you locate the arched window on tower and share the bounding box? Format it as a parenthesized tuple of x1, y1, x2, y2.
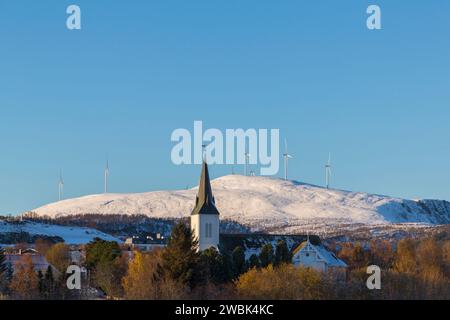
(205, 223, 212, 238)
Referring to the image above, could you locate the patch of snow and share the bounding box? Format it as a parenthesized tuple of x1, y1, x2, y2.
(0, 220, 120, 244)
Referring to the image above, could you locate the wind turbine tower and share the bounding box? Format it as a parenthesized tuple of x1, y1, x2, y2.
(58, 170, 64, 201)
(325, 153, 332, 189)
(283, 139, 293, 181)
(244, 152, 250, 176)
(104, 159, 110, 193)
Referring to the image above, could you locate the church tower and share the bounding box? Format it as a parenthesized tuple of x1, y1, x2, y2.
(191, 161, 220, 251)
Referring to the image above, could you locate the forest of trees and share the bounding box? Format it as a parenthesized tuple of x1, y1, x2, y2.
(0, 223, 449, 300)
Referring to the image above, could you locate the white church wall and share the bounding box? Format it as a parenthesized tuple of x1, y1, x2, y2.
(191, 214, 219, 251)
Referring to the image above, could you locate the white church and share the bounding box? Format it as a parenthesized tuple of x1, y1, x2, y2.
(190, 161, 347, 273)
(190, 161, 220, 251)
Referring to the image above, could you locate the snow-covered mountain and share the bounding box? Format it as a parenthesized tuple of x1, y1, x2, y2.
(0, 220, 121, 244)
(30, 175, 450, 233)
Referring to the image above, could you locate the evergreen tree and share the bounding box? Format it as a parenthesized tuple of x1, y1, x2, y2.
(5, 262, 13, 282)
(259, 243, 274, 268)
(38, 270, 44, 294)
(274, 240, 291, 266)
(85, 238, 121, 270)
(231, 246, 247, 277)
(220, 250, 234, 283)
(248, 254, 260, 269)
(43, 265, 55, 299)
(0, 248, 8, 294)
(201, 247, 230, 284)
(0, 248, 6, 275)
(160, 223, 201, 288)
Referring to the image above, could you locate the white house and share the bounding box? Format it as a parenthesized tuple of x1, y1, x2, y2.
(292, 237, 347, 274)
(124, 234, 166, 251)
(4, 248, 58, 275)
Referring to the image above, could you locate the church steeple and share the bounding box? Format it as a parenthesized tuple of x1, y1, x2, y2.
(191, 161, 220, 215)
(190, 161, 220, 251)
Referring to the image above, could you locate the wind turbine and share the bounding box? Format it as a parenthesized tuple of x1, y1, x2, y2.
(202, 144, 207, 162)
(325, 153, 332, 189)
(58, 169, 64, 201)
(104, 159, 109, 193)
(244, 152, 250, 176)
(283, 139, 293, 181)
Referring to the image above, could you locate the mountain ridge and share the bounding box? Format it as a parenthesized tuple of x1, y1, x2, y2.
(30, 175, 450, 231)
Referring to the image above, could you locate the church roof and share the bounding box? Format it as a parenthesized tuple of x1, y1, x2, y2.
(191, 161, 220, 215)
(218, 233, 321, 256)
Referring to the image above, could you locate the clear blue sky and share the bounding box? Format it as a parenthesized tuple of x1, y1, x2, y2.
(0, 1, 449, 214)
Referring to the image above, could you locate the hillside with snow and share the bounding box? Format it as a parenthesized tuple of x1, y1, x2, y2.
(0, 220, 121, 244)
(30, 175, 450, 233)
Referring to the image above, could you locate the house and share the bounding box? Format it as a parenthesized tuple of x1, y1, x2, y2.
(292, 236, 347, 274)
(4, 248, 57, 275)
(124, 234, 167, 251)
(69, 248, 83, 265)
(218, 233, 321, 258)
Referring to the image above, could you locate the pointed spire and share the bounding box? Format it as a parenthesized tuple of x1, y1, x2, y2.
(191, 161, 220, 215)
